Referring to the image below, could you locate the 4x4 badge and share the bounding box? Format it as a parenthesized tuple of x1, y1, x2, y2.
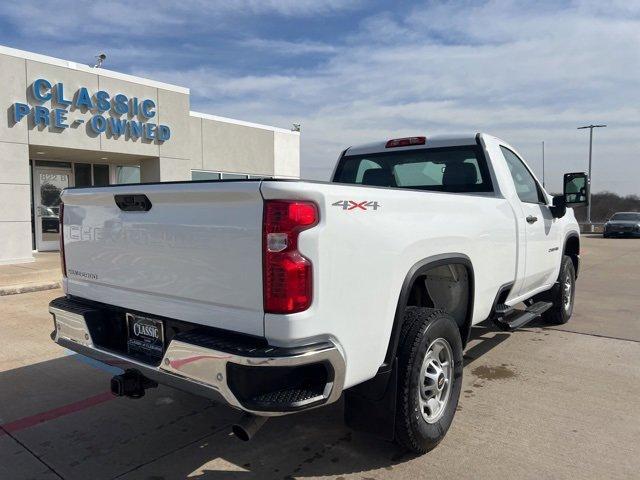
(331, 200, 381, 211)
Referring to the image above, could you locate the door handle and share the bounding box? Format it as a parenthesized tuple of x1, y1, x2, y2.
(526, 215, 538, 224)
(114, 194, 152, 212)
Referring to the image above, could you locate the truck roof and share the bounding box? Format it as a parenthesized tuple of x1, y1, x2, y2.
(345, 133, 480, 156)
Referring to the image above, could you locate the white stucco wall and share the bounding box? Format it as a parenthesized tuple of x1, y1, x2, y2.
(0, 53, 31, 263)
(274, 130, 301, 178)
(0, 45, 300, 264)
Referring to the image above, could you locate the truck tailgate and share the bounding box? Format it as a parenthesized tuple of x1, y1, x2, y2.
(61, 181, 265, 336)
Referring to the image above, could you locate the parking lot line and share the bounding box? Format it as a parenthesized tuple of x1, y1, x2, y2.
(0, 352, 120, 437)
(0, 348, 141, 438)
(0, 391, 113, 436)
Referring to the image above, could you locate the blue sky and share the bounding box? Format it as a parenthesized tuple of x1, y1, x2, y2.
(1, 0, 638, 194)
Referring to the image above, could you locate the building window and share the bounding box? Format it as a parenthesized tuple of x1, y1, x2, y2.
(248, 175, 272, 179)
(191, 170, 265, 181)
(74, 163, 92, 187)
(116, 165, 141, 184)
(93, 164, 110, 186)
(192, 170, 221, 181)
(221, 173, 248, 180)
(34, 160, 71, 169)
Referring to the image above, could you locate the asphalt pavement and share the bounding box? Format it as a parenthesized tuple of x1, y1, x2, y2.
(1, 235, 638, 479)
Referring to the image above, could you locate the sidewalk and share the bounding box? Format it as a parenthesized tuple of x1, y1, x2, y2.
(0, 252, 62, 296)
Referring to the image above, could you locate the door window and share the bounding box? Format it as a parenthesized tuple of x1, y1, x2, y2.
(501, 147, 545, 204)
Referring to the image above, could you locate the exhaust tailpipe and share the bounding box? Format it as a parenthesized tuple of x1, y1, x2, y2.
(232, 413, 268, 441)
(111, 370, 157, 399)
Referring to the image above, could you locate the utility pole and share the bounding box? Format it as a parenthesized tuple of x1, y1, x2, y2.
(541, 141, 545, 188)
(577, 124, 606, 226)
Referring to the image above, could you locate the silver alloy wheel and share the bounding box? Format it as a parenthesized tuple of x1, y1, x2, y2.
(418, 338, 454, 424)
(563, 272, 573, 312)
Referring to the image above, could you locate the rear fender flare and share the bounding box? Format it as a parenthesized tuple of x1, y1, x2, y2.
(383, 253, 475, 367)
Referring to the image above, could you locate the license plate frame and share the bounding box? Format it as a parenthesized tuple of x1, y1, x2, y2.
(126, 313, 165, 360)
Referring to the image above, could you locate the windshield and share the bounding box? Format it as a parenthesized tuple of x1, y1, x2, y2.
(610, 213, 640, 221)
(333, 146, 493, 193)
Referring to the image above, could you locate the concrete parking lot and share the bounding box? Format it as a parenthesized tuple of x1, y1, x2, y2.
(1, 235, 639, 480)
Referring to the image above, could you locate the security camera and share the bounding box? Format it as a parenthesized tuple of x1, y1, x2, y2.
(93, 53, 107, 68)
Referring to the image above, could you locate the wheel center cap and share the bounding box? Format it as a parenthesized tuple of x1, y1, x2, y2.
(437, 373, 445, 390)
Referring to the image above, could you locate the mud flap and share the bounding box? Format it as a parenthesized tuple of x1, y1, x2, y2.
(344, 358, 398, 441)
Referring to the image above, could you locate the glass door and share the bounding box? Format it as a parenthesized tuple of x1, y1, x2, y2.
(33, 167, 71, 251)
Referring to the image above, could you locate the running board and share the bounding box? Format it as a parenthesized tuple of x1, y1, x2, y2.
(492, 301, 553, 331)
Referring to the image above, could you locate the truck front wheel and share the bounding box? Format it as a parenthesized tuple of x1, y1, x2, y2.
(395, 307, 463, 454)
(536, 255, 576, 325)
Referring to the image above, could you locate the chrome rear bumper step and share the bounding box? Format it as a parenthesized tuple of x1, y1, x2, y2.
(49, 296, 345, 416)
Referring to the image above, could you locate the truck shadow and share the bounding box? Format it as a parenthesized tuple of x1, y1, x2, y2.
(0, 323, 514, 480)
(0, 355, 407, 479)
(463, 321, 511, 367)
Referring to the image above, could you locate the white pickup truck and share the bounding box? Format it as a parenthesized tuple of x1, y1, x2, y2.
(50, 133, 588, 453)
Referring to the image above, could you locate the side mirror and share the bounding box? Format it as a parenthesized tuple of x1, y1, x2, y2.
(563, 172, 589, 207)
(550, 195, 567, 219)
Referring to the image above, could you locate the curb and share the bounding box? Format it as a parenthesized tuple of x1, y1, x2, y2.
(0, 281, 61, 296)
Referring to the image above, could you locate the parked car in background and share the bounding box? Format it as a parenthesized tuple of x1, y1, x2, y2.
(603, 212, 640, 237)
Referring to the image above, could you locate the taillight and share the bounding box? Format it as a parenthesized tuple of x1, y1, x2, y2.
(385, 136, 426, 148)
(59, 202, 67, 278)
(263, 200, 318, 314)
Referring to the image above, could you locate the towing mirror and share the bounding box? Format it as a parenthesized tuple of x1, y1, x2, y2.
(550, 195, 567, 219)
(563, 172, 589, 207)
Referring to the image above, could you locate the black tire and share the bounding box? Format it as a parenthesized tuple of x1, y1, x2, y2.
(536, 255, 576, 325)
(394, 307, 463, 454)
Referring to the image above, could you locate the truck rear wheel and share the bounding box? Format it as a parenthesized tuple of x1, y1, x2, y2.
(395, 307, 463, 454)
(536, 255, 575, 325)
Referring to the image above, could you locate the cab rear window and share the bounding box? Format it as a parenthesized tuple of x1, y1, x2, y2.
(333, 146, 493, 193)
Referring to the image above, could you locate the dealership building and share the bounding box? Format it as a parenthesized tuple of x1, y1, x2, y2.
(0, 45, 300, 264)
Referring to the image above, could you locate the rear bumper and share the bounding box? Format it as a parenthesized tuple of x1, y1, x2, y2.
(49, 296, 345, 416)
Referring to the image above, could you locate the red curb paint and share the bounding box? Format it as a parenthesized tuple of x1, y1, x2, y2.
(0, 391, 113, 436)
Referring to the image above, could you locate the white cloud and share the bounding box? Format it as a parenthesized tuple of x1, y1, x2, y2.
(203, 0, 364, 16)
(4, 0, 635, 194)
(238, 38, 337, 55)
(0, 1, 184, 36)
(0, 0, 363, 39)
(169, 1, 636, 195)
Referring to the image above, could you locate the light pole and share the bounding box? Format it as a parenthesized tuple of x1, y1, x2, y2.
(541, 141, 545, 188)
(577, 124, 606, 226)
